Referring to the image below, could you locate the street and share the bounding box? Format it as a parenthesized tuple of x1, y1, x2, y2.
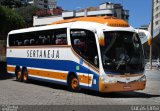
(0, 64, 160, 106)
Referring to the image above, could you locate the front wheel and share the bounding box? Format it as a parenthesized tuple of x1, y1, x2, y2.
(68, 75, 80, 92)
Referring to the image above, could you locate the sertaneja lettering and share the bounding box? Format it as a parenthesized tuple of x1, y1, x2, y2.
(26, 50, 60, 59)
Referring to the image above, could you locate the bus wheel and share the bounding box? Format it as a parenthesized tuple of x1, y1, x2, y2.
(15, 67, 23, 82)
(22, 68, 29, 83)
(69, 75, 80, 92)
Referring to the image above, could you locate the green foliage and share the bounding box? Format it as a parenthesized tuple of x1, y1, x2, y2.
(15, 5, 40, 27)
(0, 5, 25, 35)
(0, 0, 22, 8)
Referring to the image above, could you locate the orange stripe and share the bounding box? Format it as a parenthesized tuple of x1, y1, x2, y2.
(50, 17, 129, 27)
(78, 75, 92, 85)
(28, 69, 67, 81)
(7, 66, 15, 72)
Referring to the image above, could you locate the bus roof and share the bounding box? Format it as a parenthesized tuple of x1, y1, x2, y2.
(8, 16, 133, 35)
(8, 22, 71, 35)
(50, 16, 129, 27)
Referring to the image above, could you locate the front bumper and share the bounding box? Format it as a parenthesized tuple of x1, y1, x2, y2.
(99, 81, 146, 93)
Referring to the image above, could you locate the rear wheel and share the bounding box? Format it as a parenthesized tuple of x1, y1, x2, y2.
(22, 68, 29, 83)
(15, 67, 23, 82)
(68, 75, 80, 92)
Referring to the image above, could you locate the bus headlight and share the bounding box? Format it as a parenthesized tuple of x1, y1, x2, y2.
(138, 75, 146, 82)
(100, 75, 117, 83)
(100, 75, 108, 82)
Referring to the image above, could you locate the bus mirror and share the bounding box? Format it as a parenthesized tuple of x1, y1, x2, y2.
(135, 29, 152, 46)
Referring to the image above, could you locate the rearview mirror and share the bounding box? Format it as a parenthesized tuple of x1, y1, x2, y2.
(135, 29, 152, 46)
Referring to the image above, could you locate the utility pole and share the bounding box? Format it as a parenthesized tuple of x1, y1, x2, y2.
(150, 0, 154, 69)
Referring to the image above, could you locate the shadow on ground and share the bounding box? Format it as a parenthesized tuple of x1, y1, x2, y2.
(0, 62, 15, 80)
(12, 77, 160, 99)
(82, 90, 160, 98)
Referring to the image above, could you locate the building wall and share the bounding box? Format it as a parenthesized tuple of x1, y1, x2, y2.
(33, 0, 56, 10)
(150, 0, 160, 59)
(153, 0, 160, 30)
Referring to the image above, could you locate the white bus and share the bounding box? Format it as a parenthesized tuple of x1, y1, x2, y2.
(7, 16, 146, 92)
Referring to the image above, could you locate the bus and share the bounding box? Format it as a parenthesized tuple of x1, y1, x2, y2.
(7, 16, 147, 92)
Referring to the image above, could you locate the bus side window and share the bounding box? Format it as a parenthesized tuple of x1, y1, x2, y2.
(50, 34, 55, 45)
(71, 29, 99, 67)
(42, 37, 49, 45)
(24, 39, 30, 46)
(54, 29, 67, 45)
(30, 39, 35, 45)
(17, 41, 23, 46)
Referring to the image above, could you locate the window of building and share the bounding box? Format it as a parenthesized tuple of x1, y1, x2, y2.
(156, 6, 159, 11)
(44, 5, 48, 8)
(156, 0, 159, 3)
(155, 13, 159, 18)
(155, 21, 159, 26)
(44, 0, 48, 3)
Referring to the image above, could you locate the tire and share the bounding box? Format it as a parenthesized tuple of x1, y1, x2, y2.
(68, 75, 80, 92)
(22, 68, 29, 83)
(15, 67, 23, 82)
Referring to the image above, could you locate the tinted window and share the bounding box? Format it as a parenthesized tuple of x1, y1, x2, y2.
(70, 29, 99, 67)
(9, 28, 67, 46)
(101, 31, 144, 74)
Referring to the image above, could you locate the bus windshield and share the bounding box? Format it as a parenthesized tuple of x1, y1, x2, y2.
(100, 31, 145, 74)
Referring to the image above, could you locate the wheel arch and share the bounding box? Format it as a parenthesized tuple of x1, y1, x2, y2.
(67, 72, 78, 85)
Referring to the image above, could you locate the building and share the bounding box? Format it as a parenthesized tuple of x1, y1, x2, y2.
(33, 2, 129, 26)
(138, 25, 149, 31)
(99, 2, 129, 21)
(146, 0, 160, 59)
(153, 0, 160, 32)
(20, 0, 33, 5)
(33, 0, 56, 10)
(152, 0, 160, 59)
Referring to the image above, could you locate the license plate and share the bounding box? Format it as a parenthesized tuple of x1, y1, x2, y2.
(123, 85, 131, 89)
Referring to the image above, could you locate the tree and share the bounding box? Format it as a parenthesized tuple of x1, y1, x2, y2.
(0, 0, 22, 8)
(15, 5, 40, 27)
(0, 5, 25, 35)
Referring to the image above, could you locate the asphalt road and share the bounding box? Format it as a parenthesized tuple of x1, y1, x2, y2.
(0, 63, 160, 107)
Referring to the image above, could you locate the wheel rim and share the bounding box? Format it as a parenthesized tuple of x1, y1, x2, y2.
(23, 70, 27, 81)
(17, 70, 21, 79)
(71, 78, 78, 89)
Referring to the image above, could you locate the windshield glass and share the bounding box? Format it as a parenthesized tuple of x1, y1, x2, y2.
(101, 31, 145, 74)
